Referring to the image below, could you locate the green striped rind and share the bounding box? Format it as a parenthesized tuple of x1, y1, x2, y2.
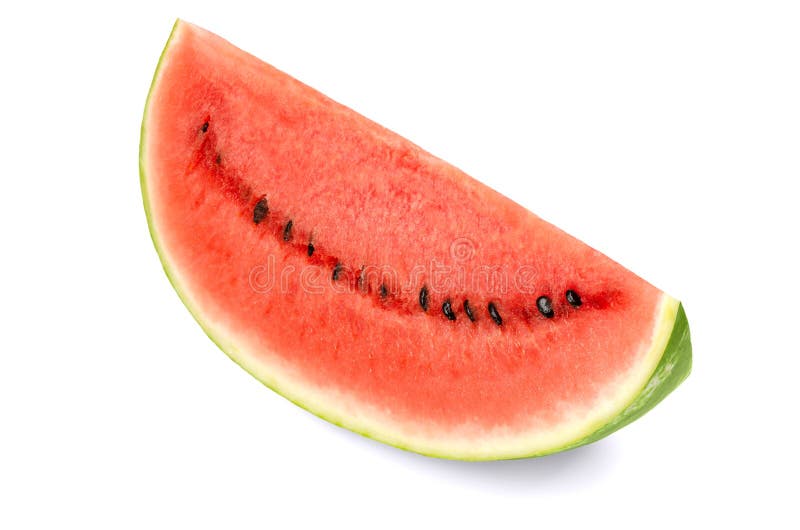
(555, 303, 692, 455)
(140, 21, 692, 461)
(411, 303, 692, 460)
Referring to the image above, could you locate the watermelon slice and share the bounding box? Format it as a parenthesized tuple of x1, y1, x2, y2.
(140, 20, 691, 460)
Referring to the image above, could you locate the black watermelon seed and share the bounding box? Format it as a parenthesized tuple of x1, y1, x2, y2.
(252, 197, 269, 224)
(201, 121, 209, 133)
(442, 300, 456, 321)
(463, 300, 476, 322)
(307, 242, 315, 257)
(419, 286, 429, 312)
(283, 220, 293, 242)
(537, 296, 555, 318)
(332, 262, 342, 281)
(379, 284, 388, 299)
(566, 290, 582, 307)
(216, 153, 222, 165)
(488, 302, 503, 326)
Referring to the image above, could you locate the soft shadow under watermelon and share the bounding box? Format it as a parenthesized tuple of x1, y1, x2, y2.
(329, 419, 622, 492)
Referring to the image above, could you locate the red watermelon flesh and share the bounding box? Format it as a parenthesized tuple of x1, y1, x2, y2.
(140, 20, 692, 460)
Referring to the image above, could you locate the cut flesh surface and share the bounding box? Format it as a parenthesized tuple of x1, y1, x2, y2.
(140, 20, 692, 460)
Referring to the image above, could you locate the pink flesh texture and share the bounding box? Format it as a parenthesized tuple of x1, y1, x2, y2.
(144, 22, 663, 435)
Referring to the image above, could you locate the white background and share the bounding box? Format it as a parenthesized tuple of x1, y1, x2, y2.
(2, 1, 799, 528)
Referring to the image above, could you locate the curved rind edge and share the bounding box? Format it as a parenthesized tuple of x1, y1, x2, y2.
(140, 20, 693, 461)
(140, 18, 181, 280)
(554, 302, 692, 456)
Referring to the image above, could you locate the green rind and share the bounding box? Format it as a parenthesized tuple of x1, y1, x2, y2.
(413, 303, 692, 460)
(553, 303, 692, 456)
(140, 19, 181, 288)
(140, 21, 692, 461)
